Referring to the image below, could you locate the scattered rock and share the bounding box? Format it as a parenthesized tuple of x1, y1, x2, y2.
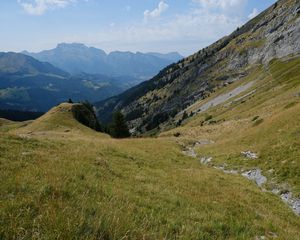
(280, 192, 300, 215)
(183, 147, 197, 158)
(255, 236, 266, 240)
(200, 156, 213, 165)
(267, 232, 278, 238)
(241, 151, 258, 159)
(223, 169, 239, 174)
(242, 169, 267, 186)
(272, 188, 281, 194)
(21, 152, 31, 156)
(195, 139, 215, 146)
(182, 144, 299, 215)
(18, 134, 31, 139)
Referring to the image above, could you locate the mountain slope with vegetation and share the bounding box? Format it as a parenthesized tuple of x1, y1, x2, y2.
(161, 56, 300, 203)
(96, 0, 300, 133)
(0, 102, 300, 239)
(0, 52, 67, 76)
(1, 0, 300, 239)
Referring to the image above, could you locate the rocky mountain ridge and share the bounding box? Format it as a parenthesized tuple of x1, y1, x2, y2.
(23, 43, 183, 80)
(96, 0, 300, 133)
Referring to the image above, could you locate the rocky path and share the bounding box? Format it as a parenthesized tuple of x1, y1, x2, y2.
(177, 81, 256, 116)
(196, 81, 255, 113)
(182, 140, 300, 215)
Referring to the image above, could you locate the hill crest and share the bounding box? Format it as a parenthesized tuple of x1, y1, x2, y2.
(11, 103, 108, 138)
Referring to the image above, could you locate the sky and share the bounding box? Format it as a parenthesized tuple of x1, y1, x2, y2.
(0, 0, 276, 56)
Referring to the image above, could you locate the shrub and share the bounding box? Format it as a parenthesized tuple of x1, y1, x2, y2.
(252, 118, 264, 127)
(204, 115, 213, 121)
(173, 132, 181, 137)
(176, 120, 182, 127)
(182, 111, 188, 121)
(73, 101, 102, 132)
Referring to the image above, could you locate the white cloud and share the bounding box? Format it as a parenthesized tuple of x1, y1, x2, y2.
(144, 1, 169, 21)
(77, 1, 245, 55)
(194, 0, 245, 8)
(193, 0, 247, 14)
(18, 0, 77, 15)
(248, 8, 258, 19)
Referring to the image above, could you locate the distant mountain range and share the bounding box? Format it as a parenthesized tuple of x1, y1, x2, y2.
(0, 52, 133, 112)
(0, 44, 183, 112)
(23, 43, 183, 80)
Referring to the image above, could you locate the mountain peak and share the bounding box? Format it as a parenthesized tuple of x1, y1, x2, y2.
(56, 42, 88, 49)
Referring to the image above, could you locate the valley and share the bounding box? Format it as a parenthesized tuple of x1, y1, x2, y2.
(0, 0, 299, 239)
(0, 53, 299, 239)
(0, 47, 181, 113)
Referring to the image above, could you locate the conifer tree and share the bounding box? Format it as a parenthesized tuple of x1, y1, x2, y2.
(110, 112, 130, 138)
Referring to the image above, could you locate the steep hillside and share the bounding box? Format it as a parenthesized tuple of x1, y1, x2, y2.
(160, 56, 300, 208)
(0, 53, 128, 112)
(96, 0, 300, 133)
(24, 43, 183, 80)
(1, 103, 300, 239)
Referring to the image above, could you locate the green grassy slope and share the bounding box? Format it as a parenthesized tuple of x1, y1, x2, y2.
(0, 101, 300, 239)
(9, 103, 109, 139)
(162, 57, 300, 196)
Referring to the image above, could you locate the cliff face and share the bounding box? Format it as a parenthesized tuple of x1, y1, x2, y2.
(96, 0, 300, 133)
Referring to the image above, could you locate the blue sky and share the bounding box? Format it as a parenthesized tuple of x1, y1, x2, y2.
(0, 0, 276, 56)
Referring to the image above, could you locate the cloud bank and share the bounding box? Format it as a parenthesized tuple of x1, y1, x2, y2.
(87, 0, 247, 55)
